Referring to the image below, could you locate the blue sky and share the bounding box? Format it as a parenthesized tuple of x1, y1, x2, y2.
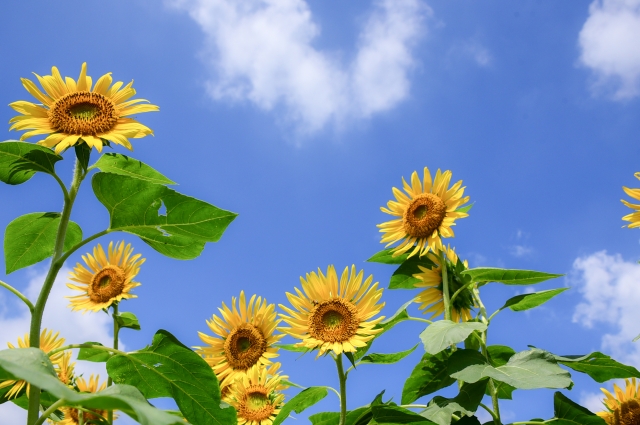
(1, 0, 640, 423)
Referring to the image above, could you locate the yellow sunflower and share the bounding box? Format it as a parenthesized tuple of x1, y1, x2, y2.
(225, 363, 288, 425)
(9, 62, 158, 154)
(622, 173, 640, 228)
(56, 351, 76, 387)
(378, 167, 470, 258)
(196, 292, 283, 391)
(279, 265, 385, 357)
(67, 241, 144, 312)
(58, 375, 111, 425)
(0, 329, 65, 399)
(597, 378, 640, 425)
(413, 245, 475, 322)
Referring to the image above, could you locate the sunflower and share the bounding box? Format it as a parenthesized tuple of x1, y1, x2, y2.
(58, 375, 110, 425)
(9, 62, 158, 154)
(56, 351, 76, 387)
(279, 265, 385, 357)
(413, 245, 475, 322)
(0, 329, 65, 399)
(622, 173, 640, 228)
(378, 167, 470, 258)
(67, 241, 144, 312)
(226, 362, 288, 425)
(597, 378, 640, 425)
(196, 292, 283, 391)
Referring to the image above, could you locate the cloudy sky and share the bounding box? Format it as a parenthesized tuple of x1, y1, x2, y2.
(1, 0, 640, 423)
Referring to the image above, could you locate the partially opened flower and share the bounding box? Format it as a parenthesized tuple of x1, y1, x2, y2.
(196, 292, 283, 391)
(58, 375, 110, 425)
(279, 265, 385, 357)
(378, 167, 470, 258)
(622, 172, 640, 228)
(0, 329, 65, 399)
(9, 62, 158, 153)
(67, 241, 144, 312)
(597, 378, 640, 425)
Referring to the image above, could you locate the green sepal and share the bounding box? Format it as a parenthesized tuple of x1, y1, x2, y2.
(78, 342, 111, 362)
(462, 268, 563, 286)
(272, 387, 328, 425)
(500, 288, 569, 312)
(115, 312, 141, 331)
(0, 141, 62, 185)
(93, 153, 176, 185)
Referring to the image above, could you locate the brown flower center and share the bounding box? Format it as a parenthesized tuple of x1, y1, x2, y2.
(49, 91, 118, 136)
(237, 386, 275, 422)
(69, 407, 107, 424)
(224, 323, 267, 370)
(614, 399, 640, 425)
(403, 193, 447, 238)
(89, 265, 126, 303)
(308, 299, 359, 343)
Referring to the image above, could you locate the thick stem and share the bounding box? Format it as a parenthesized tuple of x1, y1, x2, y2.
(440, 250, 451, 321)
(0, 280, 34, 312)
(335, 354, 348, 425)
(108, 304, 120, 424)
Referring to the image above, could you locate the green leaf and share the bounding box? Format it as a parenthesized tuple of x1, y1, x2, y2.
(402, 350, 458, 404)
(463, 319, 483, 352)
(0, 141, 62, 185)
(75, 142, 91, 173)
(426, 381, 488, 425)
(419, 320, 487, 355)
(486, 345, 516, 367)
(367, 248, 409, 264)
(274, 344, 309, 353)
(551, 351, 640, 383)
(272, 387, 328, 425)
(92, 172, 237, 260)
(371, 405, 437, 424)
(78, 342, 111, 362)
(462, 268, 563, 285)
(309, 407, 371, 425)
(455, 203, 474, 214)
(454, 417, 481, 425)
(115, 312, 141, 331)
(106, 330, 236, 425)
(552, 392, 606, 425)
(93, 153, 176, 185)
(501, 288, 569, 312)
(4, 212, 83, 274)
(634, 333, 640, 342)
(360, 344, 418, 365)
(389, 255, 436, 289)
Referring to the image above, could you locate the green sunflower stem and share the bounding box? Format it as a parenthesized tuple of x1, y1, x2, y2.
(440, 250, 451, 321)
(108, 303, 120, 425)
(0, 279, 34, 313)
(32, 398, 67, 425)
(335, 353, 348, 425)
(27, 157, 86, 425)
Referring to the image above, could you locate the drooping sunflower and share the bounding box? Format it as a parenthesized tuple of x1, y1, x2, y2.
(413, 245, 476, 322)
(622, 173, 640, 228)
(597, 378, 640, 425)
(67, 241, 144, 312)
(225, 362, 288, 425)
(58, 375, 110, 425)
(196, 292, 283, 391)
(9, 62, 158, 154)
(279, 265, 385, 357)
(378, 167, 470, 258)
(0, 329, 65, 399)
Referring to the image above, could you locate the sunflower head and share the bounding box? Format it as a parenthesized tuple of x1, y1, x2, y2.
(196, 292, 283, 391)
(378, 167, 470, 258)
(598, 378, 640, 425)
(56, 351, 76, 387)
(413, 245, 475, 322)
(58, 375, 111, 425)
(279, 265, 385, 357)
(622, 172, 640, 228)
(67, 241, 144, 312)
(9, 62, 158, 154)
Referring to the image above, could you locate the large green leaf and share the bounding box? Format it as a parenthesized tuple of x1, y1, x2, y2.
(0, 141, 62, 185)
(0, 347, 184, 424)
(92, 172, 237, 260)
(389, 255, 436, 289)
(371, 405, 436, 424)
(462, 268, 563, 285)
(106, 330, 236, 425)
(78, 342, 111, 363)
(401, 350, 459, 404)
(272, 387, 328, 425)
(485, 345, 517, 399)
(4, 212, 82, 274)
(93, 153, 176, 185)
(501, 288, 569, 312)
(360, 344, 418, 365)
(367, 248, 409, 264)
(425, 381, 488, 425)
(552, 392, 606, 425)
(309, 407, 370, 425)
(551, 351, 640, 383)
(419, 320, 487, 355)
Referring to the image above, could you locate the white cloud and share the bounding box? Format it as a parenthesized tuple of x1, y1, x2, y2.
(578, 0, 640, 99)
(572, 251, 640, 367)
(169, 0, 429, 134)
(510, 245, 533, 258)
(448, 39, 492, 67)
(580, 391, 606, 414)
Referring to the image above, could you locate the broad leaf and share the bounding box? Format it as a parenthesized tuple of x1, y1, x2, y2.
(402, 350, 460, 404)
(420, 320, 487, 355)
(309, 407, 371, 425)
(552, 392, 606, 425)
(389, 255, 436, 289)
(462, 268, 562, 285)
(425, 381, 488, 425)
(551, 351, 640, 383)
(92, 173, 237, 260)
(78, 342, 111, 362)
(272, 387, 328, 425)
(0, 141, 62, 185)
(93, 153, 176, 185)
(4, 212, 82, 274)
(371, 405, 436, 424)
(107, 330, 236, 425)
(115, 312, 141, 331)
(486, 345, 515, 367)
(367, 248, 409, 264)
(360, 344, 418, 365)
(501, 288, 569, 312)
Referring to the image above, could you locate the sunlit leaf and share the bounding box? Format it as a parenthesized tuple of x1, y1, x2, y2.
(419, 320, 487, 355)
(0, 141, 62, 185)
(551, 351, 640, 383)
(462, 268, 563, 285)
(401, 350, 457, 404)
(501, 288, 569, 312)
(552, 392, 606, 425)
(367, 248, 409, 264)
(115, 312, 141, 331)
(93, 153, 176, 185)
(78, 342, 111, 362)
(360, 344, 418, 365)
(272, 387, 328, 425)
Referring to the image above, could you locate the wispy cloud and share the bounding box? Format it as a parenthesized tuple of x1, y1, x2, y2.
(169, 0, 430, 135)
(578, 0, 640, 99)
(508, 229, 533, 258)
(448, 38, 492, 67)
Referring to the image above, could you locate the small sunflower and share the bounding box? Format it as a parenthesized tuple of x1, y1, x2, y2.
(196, 292, 283, 391)
(225, 363, 288, 425)
(58, 375, 110, 425)
(0, 329, 65, 399)
(622, 173, 640, 228)
(56, 351, 76, 387)
(9, 62, 158, 154)
(378, 167, 470, 258)
(279, 265, 385, 357)
(413, 245, 475, 322)
(597, 378, 640, 425)
(67, 241, 144, 312)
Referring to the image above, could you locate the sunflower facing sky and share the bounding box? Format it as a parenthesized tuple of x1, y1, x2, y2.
(196, 292, 283, 390)
(622, 172, 640, 228)
(58, 375, 110, 425)
(597, 378, 640, 425)
(279, 265, 385, 357)
(0, 329, 65, 399)
(67, 241, 144, 313)
(413, 245, 476, 322)
(378, 167, 470, 258)
(9, 62, 158, 154)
